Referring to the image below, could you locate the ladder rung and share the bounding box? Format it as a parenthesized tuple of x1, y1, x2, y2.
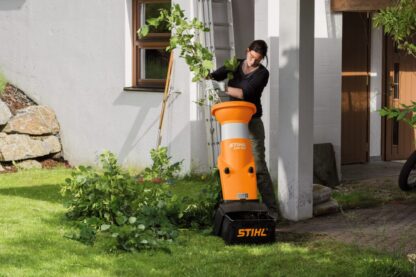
(215, 47, 234, 51)
(213, 23, 233, 27)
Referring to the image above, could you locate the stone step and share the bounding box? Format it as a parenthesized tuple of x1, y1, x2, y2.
(313, 198, 339, 216)
(313, 184, 332, 205)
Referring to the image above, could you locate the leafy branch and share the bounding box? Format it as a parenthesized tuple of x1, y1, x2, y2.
(379, 102, 416, 127)
(138, 4, 214, 82)
(373, 0, 416, 56)
(138, 4, 239, 105)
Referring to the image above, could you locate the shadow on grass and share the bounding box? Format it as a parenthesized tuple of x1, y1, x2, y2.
(0, 184, 63, 204)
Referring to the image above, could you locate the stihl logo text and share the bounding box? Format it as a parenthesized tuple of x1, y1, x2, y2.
(229, 143, 246, 150)
(237, 228, 268, 237)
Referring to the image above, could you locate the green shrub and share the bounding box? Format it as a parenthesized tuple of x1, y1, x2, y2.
(62, 150, 221, 252)
(141, 146, 182, 183)
(62, 151, 180, 251)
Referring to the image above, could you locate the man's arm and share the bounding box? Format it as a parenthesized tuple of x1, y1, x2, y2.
(209, 66, 228, 81)
(226, 87, 243, 99)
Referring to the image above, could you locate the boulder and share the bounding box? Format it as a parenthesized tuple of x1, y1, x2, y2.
(0, 133, 61, 161)
(16, 160, 42, 170)
(313, 198, 339, 216)
(3, 106, 60, 135)
(313, 184, 332, 205)
(0, 100, 12, 125)
(51, 151, 63, 159)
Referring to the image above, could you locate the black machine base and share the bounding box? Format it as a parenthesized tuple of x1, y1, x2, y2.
(213, 201, 276, 244)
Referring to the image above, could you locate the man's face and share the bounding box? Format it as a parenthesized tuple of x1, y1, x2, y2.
(246, 50, 263, 67)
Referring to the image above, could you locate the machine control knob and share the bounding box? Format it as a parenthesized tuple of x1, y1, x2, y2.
(248, 167, 254, 173)
(224, 167, 230, 174)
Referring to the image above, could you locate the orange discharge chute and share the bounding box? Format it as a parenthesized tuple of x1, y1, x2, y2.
(211, 101, 258, 201)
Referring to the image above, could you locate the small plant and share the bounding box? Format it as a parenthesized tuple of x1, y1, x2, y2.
(141, 146, 182, 183)
(0, 71, 7, 94)
(138, 4, 239, 105)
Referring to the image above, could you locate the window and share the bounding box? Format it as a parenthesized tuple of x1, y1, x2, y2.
(133, 0, 171, 89)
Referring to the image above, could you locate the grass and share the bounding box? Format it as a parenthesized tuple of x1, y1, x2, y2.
(0, 168, 413, 276)
(332, 176, 416, 210)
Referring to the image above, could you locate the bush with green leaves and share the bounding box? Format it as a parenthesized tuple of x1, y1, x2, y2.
(141, 146, 182, 183)
(62, 150, 221, 251)
(62, 151, 180, 251)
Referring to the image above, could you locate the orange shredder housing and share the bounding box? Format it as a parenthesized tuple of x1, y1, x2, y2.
(211, 101, 258, 201)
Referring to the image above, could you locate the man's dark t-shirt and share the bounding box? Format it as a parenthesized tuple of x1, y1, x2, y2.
(210, 59, 269, 118)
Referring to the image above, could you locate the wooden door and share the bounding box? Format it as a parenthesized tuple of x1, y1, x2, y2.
(341, 12, 370, 164)
(385, 38, 416, 160)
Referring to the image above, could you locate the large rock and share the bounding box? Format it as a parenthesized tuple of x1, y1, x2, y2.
(16, 160, 42, 170)
(3, 106, 60, 135)
(0, 133, 61, 161)
(0, 100, 12, 125)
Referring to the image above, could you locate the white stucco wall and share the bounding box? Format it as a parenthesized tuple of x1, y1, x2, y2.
(255, 0, 343, 179)
(0, 0, 345, 174)
(369, 26, 383, 158)
(0, 0, 195, 171)
(313, 0, 343, 176)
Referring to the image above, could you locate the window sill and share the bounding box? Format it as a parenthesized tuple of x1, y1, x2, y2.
(124, 87, 164, 93)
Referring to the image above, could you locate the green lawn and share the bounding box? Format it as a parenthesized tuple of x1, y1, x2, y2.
(0, 169, 413, 276)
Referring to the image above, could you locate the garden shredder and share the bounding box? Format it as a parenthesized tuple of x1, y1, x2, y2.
(211, 101, 276, 244)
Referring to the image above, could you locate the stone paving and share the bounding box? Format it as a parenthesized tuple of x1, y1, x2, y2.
(277, 162, 416, 255)
(277, 201, 416, 255)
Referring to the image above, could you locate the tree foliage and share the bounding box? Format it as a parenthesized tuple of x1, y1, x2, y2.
(373, 0, 416, 56)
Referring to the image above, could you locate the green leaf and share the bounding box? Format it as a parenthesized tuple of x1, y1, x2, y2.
(202, 60, 213, 70)
(100, 224, 111, 231)
(138, 25, 149, 38)
(116, 215, 127, 225)
(147, 18, 159, 27)
(397, 110, 409, 120)
(128, 217, 137, 224)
